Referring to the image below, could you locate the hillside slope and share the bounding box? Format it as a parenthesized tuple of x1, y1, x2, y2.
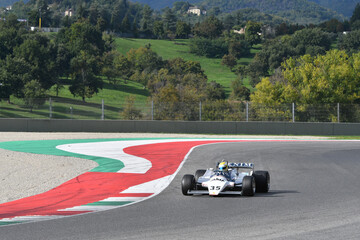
(308, 0, 357, 17)
(199, 0, 344, 24)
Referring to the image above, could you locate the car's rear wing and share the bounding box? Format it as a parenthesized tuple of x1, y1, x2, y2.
(228, 162, 254, 169)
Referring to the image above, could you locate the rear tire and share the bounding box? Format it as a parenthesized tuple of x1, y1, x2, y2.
(253, 171, 270, 193)
(181, 174, 195, 195)
(242, 176, 255, 196)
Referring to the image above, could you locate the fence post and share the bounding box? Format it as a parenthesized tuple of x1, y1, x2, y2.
(292, 103, 295, 122)
(199, 101, 202, 121)
(49, 97, 52, 119)
(101, 99, 104, 120)
(70, 107, 73, 119)
(151, 100, 154, 120)
(337, 103, 340, 123)
(246, 102, 249, 122)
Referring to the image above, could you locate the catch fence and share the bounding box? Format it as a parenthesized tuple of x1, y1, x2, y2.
(1, 98, 360, 123)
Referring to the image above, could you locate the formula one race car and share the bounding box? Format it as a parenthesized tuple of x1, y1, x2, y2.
(181, 161, 270, 196)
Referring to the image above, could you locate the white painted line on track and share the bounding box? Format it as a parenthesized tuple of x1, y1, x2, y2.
(121, 175, 172, 194)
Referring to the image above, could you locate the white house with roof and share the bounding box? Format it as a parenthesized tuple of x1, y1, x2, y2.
(187, 6, 206, 16)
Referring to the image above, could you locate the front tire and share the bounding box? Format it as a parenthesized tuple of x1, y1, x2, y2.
(242, 176, 255, 196)
(181, 174, 195, 195)
(253, 171, 270, 193)
(195, 169, 206, 182)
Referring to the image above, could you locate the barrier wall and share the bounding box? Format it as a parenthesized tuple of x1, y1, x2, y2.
(1, 118, 360, 135)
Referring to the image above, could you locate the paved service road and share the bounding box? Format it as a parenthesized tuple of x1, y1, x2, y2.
(1, 141, 360, 239)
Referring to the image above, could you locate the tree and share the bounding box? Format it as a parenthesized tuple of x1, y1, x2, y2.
(111, 1, 127, 32)
(153, 21, 165, 39)
(228, 40, 251, 59)
(221, 54, 237, 69)
(206, 81, 226, 100)
(23, 80, 46, 112)
(251, 50, 360, 105)
(290, 28, 331, 54)
(69, 51, 103, 102)
(114, 54, 133, 82)
(0, 56, 32, 100)
(320, 18, 344, 33)
(88, 3, 100, 26)
(162, 7, 177, 35)
(121, 95, 143, 120)
(14, 34, 58, 90)
(121, 13, 131, 33)
(338, 30, 360, 54)
(246, 51, 270, 87)
(189, 38, 228, 58)
(175, 21, 191, 39)
(76, 3, 88, 20)
(65, 19, 105, 56)
(0, 17, 24, 60)
(140, 5, 153, 35)
(192, 16, 223, 39)
(96, 17, 107, 32)
(245, 21, 262, 46)
(230, 78, 250, 101)
(102, 50, 120, 86)
(126, 47, 163, 73)
(153, 84, 180, 120)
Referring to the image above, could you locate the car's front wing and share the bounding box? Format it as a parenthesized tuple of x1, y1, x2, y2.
(187, 190, 243, 195)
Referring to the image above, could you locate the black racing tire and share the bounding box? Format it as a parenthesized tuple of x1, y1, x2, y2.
(194, 169, 206, 182)
(181, 174, 195, 196)
(253, 171, 270, 193)
(242, 176, 255, 196)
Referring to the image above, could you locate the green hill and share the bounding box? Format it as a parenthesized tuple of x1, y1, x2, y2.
(115, 38, 242, 95)
(309, 0, 357, 17)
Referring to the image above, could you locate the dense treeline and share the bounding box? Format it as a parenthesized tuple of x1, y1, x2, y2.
(308, 0, 357, 17)
(198, 0, 344, 24)
(0, 0, 351, 37)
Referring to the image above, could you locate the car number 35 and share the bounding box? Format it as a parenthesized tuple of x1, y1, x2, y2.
(209, 186, 221, 190)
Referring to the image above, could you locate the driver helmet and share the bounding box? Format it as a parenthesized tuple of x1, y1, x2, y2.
(218, 161, 228, 172)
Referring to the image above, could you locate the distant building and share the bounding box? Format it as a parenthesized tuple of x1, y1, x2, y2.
(6, 6, 12, 11)
(187, 6, 206, 16)
(233, 27, 246, 35)
(65, 9, 73, 17)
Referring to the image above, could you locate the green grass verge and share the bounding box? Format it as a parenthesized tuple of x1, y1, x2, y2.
(0, 80, 151, 120)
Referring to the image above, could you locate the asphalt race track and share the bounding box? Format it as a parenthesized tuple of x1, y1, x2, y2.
(1, 141, 360, 239)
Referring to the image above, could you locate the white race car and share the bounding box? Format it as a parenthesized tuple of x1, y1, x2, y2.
(181, 162, 270, 196)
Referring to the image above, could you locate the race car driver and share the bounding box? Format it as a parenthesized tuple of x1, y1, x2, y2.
(217, 161, 232, 180)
